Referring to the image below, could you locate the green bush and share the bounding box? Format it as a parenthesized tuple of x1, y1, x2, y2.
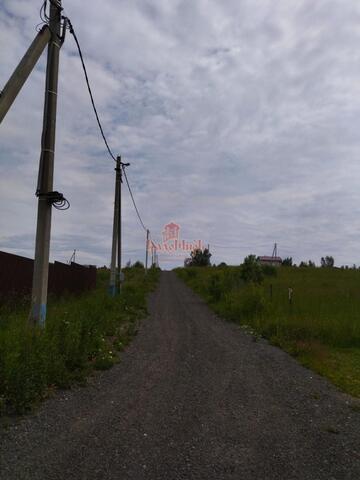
(262, 265, 278, 277)
(240, 255, 264, 284)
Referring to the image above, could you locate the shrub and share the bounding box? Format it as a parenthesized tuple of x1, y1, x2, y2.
(224, 285, 268, 322)
(208, 274, 222, 302)
(240, 255, 264, 284)
(262, 265, 277, 277)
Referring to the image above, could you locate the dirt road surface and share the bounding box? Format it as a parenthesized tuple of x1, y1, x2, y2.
(1, 271, 359, 479)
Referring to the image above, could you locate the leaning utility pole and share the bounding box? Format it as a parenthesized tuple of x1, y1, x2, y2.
(109, 157, 121, 296)
(145, 229, 149, 273)
(29, 1, 63, 326)
(0, 26, 51, 123)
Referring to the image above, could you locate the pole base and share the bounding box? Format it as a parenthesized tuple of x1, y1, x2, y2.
(108, 285, 117, 297)
(29, 303, 47, 327)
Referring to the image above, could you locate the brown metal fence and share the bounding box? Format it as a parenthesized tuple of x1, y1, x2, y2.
(0, 250, 96, 299)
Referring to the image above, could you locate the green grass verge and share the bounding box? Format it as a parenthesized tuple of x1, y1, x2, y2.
(176, 266, 360, 397)
(0, 267, 159, 414)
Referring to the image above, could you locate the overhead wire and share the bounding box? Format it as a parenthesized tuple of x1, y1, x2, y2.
(67, 18, 150, 233)
(66, 18, 117, 162)
(37, 0, 66, 32)
(39, 6, 151, 234)
(122, 166, 148, 232)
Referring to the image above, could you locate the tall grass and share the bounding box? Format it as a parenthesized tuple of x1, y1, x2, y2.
(0, 267, 159, 414)
(176, 266, 360, 396)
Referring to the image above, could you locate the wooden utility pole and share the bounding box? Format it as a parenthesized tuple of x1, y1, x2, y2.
(29, 1, 62, 326)
(109, 157, 121, 296)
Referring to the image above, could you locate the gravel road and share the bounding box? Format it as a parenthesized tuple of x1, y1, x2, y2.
(0, 271, 359, 479)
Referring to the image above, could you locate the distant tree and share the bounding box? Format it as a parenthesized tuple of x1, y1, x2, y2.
(282, 257, 293, 266)
(133, 260, 144, 269)
(321, 256, 334, 268)
(184, 257, 192, 267)
(125, 260, 131, 268)
(300, 260, 315, 267)
(187, 248, 212, 267)
(217, 262, 227, 268)
(240, 254, 264, 284)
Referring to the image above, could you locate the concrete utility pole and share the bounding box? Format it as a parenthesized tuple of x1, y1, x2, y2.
(0, 26, 51, 124)
(109, 157, 129, 295)
(29, 1, 63, 326)
(145, 229, 149, 273)
(117, 157, 122, 291)
(109, 157, 121, 296)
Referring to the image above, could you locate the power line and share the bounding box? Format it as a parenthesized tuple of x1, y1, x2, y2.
(122, 166, 148, 232)
(66, 18, 117, 162)
(64, 17, 149, 234)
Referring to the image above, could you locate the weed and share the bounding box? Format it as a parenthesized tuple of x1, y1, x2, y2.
(0, 267, 159, 414)
(176, 265, 360, 397)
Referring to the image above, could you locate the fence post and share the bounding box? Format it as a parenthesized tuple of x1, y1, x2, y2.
(288, 287, 293, 305)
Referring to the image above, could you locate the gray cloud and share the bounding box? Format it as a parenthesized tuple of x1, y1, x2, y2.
(1, 0, 360, 269)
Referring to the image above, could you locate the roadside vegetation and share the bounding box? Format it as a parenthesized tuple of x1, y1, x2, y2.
(176, 260, 360, 397)
(0, 265, 159, 414)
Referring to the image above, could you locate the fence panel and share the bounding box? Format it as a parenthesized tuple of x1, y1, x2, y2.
(0, 251, 96, 300)
(0, 251, 33, 297)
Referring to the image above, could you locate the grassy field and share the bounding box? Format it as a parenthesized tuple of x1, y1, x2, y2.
(0, 266, 159, 414)
(176, 265, 360, 397)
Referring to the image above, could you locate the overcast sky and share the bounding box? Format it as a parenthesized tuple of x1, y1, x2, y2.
(1, 0, 360, 268)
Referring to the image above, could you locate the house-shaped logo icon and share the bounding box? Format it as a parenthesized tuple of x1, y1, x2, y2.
(162, 222, 180, 243)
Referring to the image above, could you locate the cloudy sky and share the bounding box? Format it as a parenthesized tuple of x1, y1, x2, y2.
(1, 0, 360, 268)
